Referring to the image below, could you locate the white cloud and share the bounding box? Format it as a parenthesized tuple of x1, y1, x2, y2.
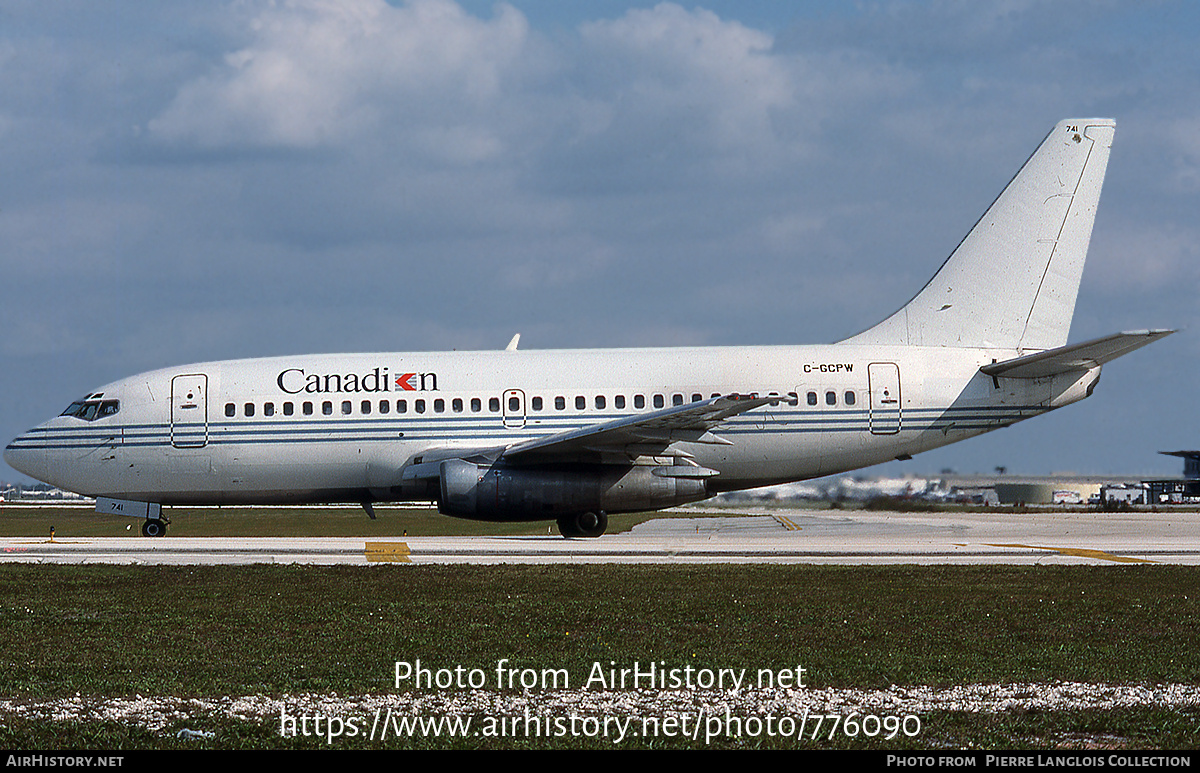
(1160, 116, 1200, 193)
(578, 4, 790, 152)
(145, 0, 911, 173)
(1087, 222, 1200, 293)
(148, 0, 532, 152)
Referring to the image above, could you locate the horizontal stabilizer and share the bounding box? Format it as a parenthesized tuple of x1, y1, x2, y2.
(980, 330, 1174, 379)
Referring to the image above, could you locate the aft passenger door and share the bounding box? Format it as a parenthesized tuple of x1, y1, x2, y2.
(868, 363, 901, 435)
(171, 374, 209, 448)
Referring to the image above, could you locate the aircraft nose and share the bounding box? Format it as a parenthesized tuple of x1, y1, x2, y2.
(6, 434, 33, 477)
(5, 430, 51, 483)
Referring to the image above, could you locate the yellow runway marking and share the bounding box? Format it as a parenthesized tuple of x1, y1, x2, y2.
(773, 514, 802, 531)
(365, 542, 412, 563)
(986, 543, 1155, 564)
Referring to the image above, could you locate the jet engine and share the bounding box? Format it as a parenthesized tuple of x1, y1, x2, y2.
(437, 459, 709, 536)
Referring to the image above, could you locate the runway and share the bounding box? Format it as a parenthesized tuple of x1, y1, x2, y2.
(2, 507, 1199, 565)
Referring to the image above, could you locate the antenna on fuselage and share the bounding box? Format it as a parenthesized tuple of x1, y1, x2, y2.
(506, 334, 520, 351)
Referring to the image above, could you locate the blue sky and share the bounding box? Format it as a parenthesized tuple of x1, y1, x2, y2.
(3, 0, 1198, 484)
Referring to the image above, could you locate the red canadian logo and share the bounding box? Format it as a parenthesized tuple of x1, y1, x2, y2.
(395, 373, 439, 392)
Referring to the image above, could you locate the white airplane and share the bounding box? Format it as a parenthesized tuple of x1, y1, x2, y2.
(5, 118, 1173, 537)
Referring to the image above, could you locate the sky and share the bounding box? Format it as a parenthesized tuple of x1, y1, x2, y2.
(2, 0, 1198, 485)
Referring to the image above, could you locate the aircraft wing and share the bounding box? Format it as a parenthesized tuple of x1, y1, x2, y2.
(499, 393, 783, 465)
(980, 330, 1174, 379)
(398, 393, 782, 482)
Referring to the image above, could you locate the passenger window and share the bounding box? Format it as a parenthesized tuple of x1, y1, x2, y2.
(472, 397, 482, 412)
(416, 399, 426, 414)
(303, 402, 314, 416)
(530, 397, 541, 411)
(575, 396, 585, 410)
(615, 395, 625, 409)
(378, 400, 389, 414)
(826, 391, 837, 406)
(845, 391, 856, 406)
(341, 401, 352, 415)
(323, 401, 333, 415)
(397, 399, 407, 414)
(692, 394, 702, 402)
(807, 392, 818, 406)
(653, 394, 664, 409)
(264, 403, 275, 417)
(452, 398, 463, 413)
(787, 392, 799, 407)
(284, 402, 294, 416)
(245, 403, 255, 417)
(225, 403, 235, 418)
(361, 400, 371, 414)
(555, 396, 566, 410)
(595, 395, 606, 410)
(489, 397, 500, 412)
(634, 395, 645, 409)
(673, 394, 683, 406)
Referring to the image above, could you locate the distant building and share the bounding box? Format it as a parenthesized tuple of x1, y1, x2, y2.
(1100, 483, 1147, 505)
(1144, 451, 1200, 504)
(1163, 451, 1200, 479)
(990, 480, 1103, 505)
(952, 487, 1000, 506)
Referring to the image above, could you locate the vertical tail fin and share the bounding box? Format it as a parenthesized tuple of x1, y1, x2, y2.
(842, 119, 1115, 350)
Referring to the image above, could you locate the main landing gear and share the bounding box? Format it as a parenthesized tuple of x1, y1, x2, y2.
(95, 498, 169, 537)
(556, 511, 608, 538)
(141, 516, 169, 537)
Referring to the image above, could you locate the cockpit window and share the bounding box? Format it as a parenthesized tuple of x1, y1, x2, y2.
(61, 398, 119, 421)
(61, 400, 87, 417)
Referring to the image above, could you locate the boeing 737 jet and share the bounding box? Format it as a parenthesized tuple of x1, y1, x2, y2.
(5, 119, 1172, 537)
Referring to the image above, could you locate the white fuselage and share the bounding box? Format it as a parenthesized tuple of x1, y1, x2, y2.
(4, 342, 1097, 507)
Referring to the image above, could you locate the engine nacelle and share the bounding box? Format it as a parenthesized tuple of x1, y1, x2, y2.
(438, 459, 710, 521)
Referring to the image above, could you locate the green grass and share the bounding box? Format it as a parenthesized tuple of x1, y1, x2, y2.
(1, 563, 1200, 748)
(3, 504, 1200, 748)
